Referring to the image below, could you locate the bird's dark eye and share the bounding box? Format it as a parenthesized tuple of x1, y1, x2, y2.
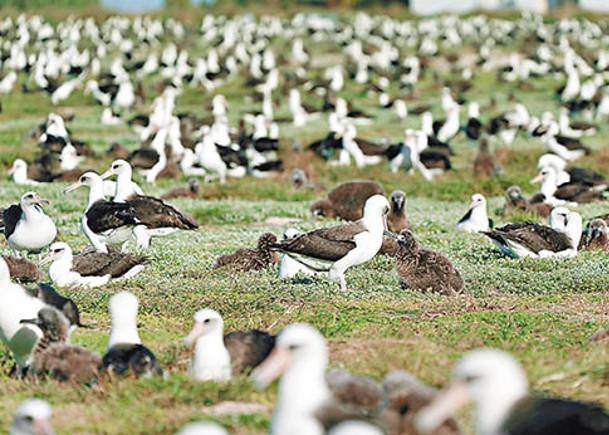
(204, 319, 210, 323)
(288, 344, 300, 351)
(113, 165, 118, 169)
(463, 375, 479, 383)
(24, 416, 33, 422)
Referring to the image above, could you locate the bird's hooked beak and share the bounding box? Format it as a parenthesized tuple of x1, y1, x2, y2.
(384, 230, 399, 239)
(530, 172, 545, 185)
(7, 165, 15, 175)
(251, 347, 292, 390)
(183, 321, 204, 347)
(20, 317, 41, 327)
(100, 168, 116, 180)
(33, 194, 49, 205)
(414, 381, 471, 434)
(63, 180, 82, 194)
(39, 251, 55, 267)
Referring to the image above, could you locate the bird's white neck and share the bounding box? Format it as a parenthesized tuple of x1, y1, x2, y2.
(86, 181, 105, 209)
(273, 357, 330, 435)
(114, 169, 135, 203)
(108, 312, 141, 349)
(48, 253, 73, 284)
(191, 332, 231, 379)
(474, 385, 527, 435)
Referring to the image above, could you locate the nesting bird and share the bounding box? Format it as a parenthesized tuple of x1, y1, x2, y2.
(2, 255, 42, 283)
(21, 307, 101, 383)
(101, 292, 162, 378)
(3, 192, 57, 256)
(310, 180, 384, 221)
(10, 399, 54, 435)
(214, 233, 279, 272)
(502, 186, 552, 218)
(184, 308, 275, 381)
(482, 207, 582, 258)
(385, 230, 464, 296)
(415, 349, 609, 435)
(42, 242, 146, 288)
(272, 195, 390, 291)
(580, 219, 609, 252)
(456, 194, 492, 233)
(161, 179, 200, 200)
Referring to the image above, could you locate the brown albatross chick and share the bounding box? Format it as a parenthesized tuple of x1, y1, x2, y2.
(503, 186, 552, 218)
(311, 180, 384, 221)
(2, 255, 42, 283)
(21, 307, 100, 383)
(473, 134, 496, 179)
(386, 230, 464, 296)
(214, 233, 279, 272)
(381, 371, 461, 435)
(579, 219, 609, 252)
(388, 190, 408, 233)
(161, 179, 200, 200)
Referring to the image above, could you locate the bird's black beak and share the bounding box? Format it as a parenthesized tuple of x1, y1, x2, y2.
(20, 318, 40, 326)
(384, 230, 399, 239)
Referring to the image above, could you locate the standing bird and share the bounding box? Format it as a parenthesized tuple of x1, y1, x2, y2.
(415, 348, 609, 435)
(272, 195, 390, 291)
(385, 230, 464, 296)
(278, 228, 320, 279)
(456, 194, 492, 233)
(21, 307, 101, 383)
(3, 192, 57, 256)
(101, 292, 162, 378)
(64, 172, 138, 253)
(183, 308, 275, 381)
(214, 233, 279, 272)
(473, 134, 497, 179)
(0, 257, 47, 373)
(10, 399, 54, 435)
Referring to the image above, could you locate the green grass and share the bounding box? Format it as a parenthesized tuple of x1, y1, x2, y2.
(1, 10, 609, 435)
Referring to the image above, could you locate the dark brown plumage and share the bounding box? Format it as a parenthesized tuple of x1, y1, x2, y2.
(160, 179, 199, 200)
(388, 190, 408, 233)
(72, 246, 147, 278)
(503, 186, 553, 218)
(381, 371, 461, 435)
(2, 255, 42, 283)
(101, 343, 163, 378)
(317, 368, 385, 431)
(310, 180, 384, 221)
(482, 222, 572, 256)
(386, 230, 464, 296)
(22, 307, 100, 383)
(224, 330, 276, 374)
(473, 134, 496, 179)
(579, 219, 609, 252)
(272, 222, 366, 264)
(214, 233, 279, 272)
(85, 199, 138, 234)
(106, 142, 130, 160)
(127, 195, 198, 230)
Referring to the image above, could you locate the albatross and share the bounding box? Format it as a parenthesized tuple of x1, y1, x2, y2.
(455, 193, 492, 233)
(64, 172, 138, 253)
(41, 242, 146, 288)
(272, 194, 391, 291)
(415, 348, 609, 435)
(101, 292, 163, 378)
(3, 192, 57, 256)
(101, 159, 198, 248)
(183, 308, 275, 381)
(482, 207, 582, 258)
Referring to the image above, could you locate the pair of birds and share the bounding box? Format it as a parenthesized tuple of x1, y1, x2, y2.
(64, 159, 197, 253)
(249, 323, 609, 435)
(457, 193, 583, 258)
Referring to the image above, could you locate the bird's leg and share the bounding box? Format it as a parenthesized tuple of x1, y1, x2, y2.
(339, 275, 347, 292)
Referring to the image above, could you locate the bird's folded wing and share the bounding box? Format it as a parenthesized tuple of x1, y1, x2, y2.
(492, 222, 572, 253)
